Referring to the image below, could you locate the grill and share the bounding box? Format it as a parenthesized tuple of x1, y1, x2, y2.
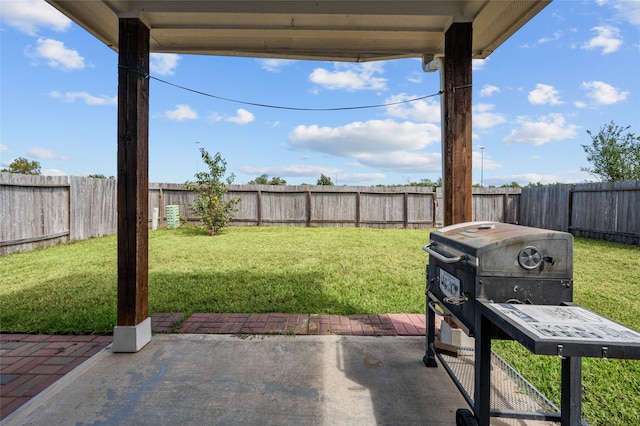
(421, 221, 640, 426)
(423, 221, 573, 334)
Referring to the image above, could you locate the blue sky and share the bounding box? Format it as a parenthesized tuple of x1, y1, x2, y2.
(1, 0, 639, 186)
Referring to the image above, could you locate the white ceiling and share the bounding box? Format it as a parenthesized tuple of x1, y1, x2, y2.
(46, 1, 550, 62)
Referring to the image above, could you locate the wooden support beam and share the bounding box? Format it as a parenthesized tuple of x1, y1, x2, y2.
(117, 18, 150, 327)
(443, 23, 473, 226)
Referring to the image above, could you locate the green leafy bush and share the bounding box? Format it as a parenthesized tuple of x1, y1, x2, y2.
(183, 148, 239, 235)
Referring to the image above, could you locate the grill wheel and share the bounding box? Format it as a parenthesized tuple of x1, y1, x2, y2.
(455, 408, 478, 426)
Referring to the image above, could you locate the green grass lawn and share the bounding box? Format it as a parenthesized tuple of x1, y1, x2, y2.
(1, 226, 638, 425)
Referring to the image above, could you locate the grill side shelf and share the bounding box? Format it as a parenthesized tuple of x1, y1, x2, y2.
(479, 301, 640, 359)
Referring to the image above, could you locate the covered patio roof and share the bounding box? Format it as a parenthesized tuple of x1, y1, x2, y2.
(46, 0, 549, 62)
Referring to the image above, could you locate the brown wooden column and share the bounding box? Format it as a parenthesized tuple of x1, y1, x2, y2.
(117, 18, 149, 327)
(443, 22, 473, 226)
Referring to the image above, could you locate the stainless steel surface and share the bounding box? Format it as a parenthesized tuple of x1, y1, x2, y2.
(426, 221, 574, 334)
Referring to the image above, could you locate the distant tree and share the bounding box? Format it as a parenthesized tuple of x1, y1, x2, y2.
(248, 173, 286, 185)
(269, 176, 287, 185)
(409, 178, 441, 187)
(316, 174, 334, 186)
(500, 181, 522, 188)
(88, 174, 106, 179)
(1, 157, 41, 175)
(581, 121, 640, 182)
(184, 148, 240, 235)
(248, 174, 270, 185)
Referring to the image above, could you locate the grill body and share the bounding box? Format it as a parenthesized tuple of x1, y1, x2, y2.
(425, 221, 573, 334)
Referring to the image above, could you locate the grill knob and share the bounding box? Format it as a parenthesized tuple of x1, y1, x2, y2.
(518, 246, 543, 270)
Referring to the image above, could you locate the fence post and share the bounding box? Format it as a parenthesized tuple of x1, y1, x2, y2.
(256, 190, 262, 226)
(306, 190, 312, 227)
(403, 192, 409, 229)
(567, 184, 574, 233)
(159, 188, 164, 228)
(356, 191, 361, 227)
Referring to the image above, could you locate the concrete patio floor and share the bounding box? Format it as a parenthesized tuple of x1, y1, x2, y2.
(3, 333, 469, 425)
(1, 313, 560, 425)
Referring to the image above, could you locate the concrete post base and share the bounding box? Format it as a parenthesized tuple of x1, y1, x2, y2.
(112, 317, 151, 353)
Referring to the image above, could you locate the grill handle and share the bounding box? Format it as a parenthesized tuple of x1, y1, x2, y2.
(422, 243, 467, 264)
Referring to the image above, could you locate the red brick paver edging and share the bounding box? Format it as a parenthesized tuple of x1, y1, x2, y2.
(159, 313, 425, 337)
(0, 334, 112, 420)
(1, 312, 426, 420)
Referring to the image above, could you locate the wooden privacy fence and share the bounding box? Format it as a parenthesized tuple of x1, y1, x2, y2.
(6, 172, 638, 254)
(519, 180, 640, 245)
(1, 173, 117, 255)
(149, 184, 521, 230)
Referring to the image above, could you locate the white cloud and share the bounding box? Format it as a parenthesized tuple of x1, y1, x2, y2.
(210, 109, 255, 125)
(487, 171, 589, 186)
(259, 59, 297, 72)
(538, 30, 563, 44)
(309, 62, 387, 91)
(288, 119, 442, 173)
(472, 58, 488, 71)
(30, 147, 55, 159)
(581, 81, 629, 105)
(50, 91, 117, 106)
(29, 38, 85, 71)
(289, 120, 440, 156)
(384, 94, 441, 122)
(27, 147, 64, 160)
(582, 26, 623, 54)
(480, 85, 500, 97)
(473, 104, 506, 129)
(473, 150, 501, 170)
(238, 164, 341, 177)
(40, 168, 67, 176)
(150, 53, 180, 76)
(353, 151, 442, 173)
(407, 72, 423, 84)
(612, 0, 640, 26)
(339, 173, 387, 184)
(164, 105, 198, 121)
(0, 144, 8, 154)
(528, 83, 563, 105)
(0, 0, 71, 35)
(226, 109, 255, 125)
(503, 113, 579, 145)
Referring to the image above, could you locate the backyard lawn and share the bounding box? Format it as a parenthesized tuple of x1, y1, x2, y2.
(1, 226, 638, 425)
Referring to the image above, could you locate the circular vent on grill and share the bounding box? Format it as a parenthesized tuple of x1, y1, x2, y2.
(518, 246, 543, 270)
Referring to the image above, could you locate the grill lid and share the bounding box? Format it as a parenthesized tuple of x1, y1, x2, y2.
(428, 222, 573, 278)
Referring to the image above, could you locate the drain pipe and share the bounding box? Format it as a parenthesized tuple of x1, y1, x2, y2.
(423, 55, 445, 219)
(423, 54, 445, 158)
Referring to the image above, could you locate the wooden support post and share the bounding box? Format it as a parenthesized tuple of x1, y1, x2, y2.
(114, 18, 151, 352)
(443, 23, 473, 226)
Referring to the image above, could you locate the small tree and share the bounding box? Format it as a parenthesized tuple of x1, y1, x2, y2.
(1, 157, 41, 175)
(184, 148, 239, 235)
(581, 121, 640, 182)
(316, 174, 334, 186)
